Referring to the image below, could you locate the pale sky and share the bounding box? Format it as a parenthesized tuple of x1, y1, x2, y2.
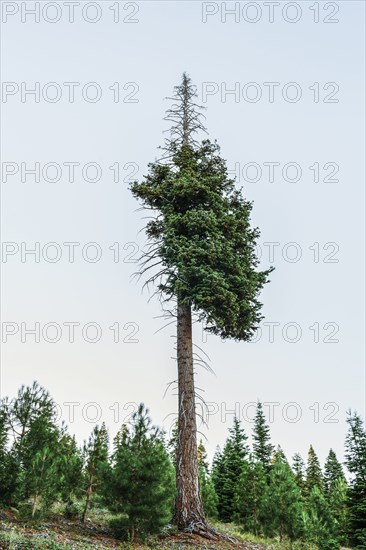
(1, 0, 365, 467)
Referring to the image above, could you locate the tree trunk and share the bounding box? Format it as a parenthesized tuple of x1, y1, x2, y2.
(174, 299, 206, 531)
(31, 493, 39, 518)
(82, 474, 93, 523)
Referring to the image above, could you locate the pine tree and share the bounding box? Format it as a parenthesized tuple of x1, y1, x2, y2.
(5, 381, 55, 445)
(82, 423, 109, 523)
(234, 457, 267, 535)
(305, 445, 323, 494)
(212, 418, 249, 522)
(252, 402, 274, 475)
(107, 404, 175, 542)
(167, 420, 178, 466)
(272, 445, 289, 465)
(292, 452, 306, 496)
(304, 486, 338, 550)
(1, 382, 82, 513)
(130, 73, 273, 533)
(18, 411, 62, 516)
(324, 449, 345, 496)
(260, 456, 304, 540)
(58, 433, 84, 507)
(8, 383, 65, 516)
(0, 406, 18, 504)
(328, 477, 349, 546)
(345, 410, 366, 548)
(197, 440, 218, 518)
(211, 446, 225, 517)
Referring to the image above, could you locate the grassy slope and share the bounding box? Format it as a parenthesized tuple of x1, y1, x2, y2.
(0, 506, 318, 549)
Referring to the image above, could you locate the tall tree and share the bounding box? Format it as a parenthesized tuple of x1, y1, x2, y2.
(130, 73, 272, 534)
(305, 445, 323, 494)
(82, 423, 109, 523)
(252, 402, 274, 475)
(345, 411, 366, 548)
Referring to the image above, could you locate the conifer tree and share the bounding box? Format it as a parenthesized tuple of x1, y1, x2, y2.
(292, 452, 306, 496)
(252, 402, 274, 475)
(58, 433, 84, 506)
(212, 418, 249, 522)
(345, 411, 366, 548)
(167, 420, 178, 466)
(1, 382, 82, 513)
(304, 486, 338, 550)
(11, 384, 63, 515)
(5, 381, 55, 445)
(234, 457, 267, 535)
(324, 449, 345, 496)
(328, 477, 349, 546)
(130, 73, 273, 534)
(0, 406, 17, 504)
(211, 446, 225, 516)
(197, 440, 218, 518)
(82, 423, 109, 523)
(305, 445, 323, 494)
(107, 404, 175, 542)
(260, 456, 304, 541)
(272, 445, 289, 465)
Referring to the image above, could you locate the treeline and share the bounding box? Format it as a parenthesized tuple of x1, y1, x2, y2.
(207, 405, 366, 549)
(0, 382, 365, 548)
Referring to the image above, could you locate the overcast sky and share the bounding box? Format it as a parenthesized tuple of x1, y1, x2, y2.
(1, 0, 365, 466)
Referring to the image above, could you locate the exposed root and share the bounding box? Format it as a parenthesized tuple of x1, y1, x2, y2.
(182, 521, 236, 544)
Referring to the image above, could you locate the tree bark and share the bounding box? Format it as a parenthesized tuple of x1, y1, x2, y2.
(82, 473, 93, 523)
(174, 299, 206, 532)
(31, 493, 39, 518)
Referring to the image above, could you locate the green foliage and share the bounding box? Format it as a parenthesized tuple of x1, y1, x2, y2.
(106, 404, 175, 541)
(305, 445, 323, 495)
(252, 402, 274, 475)
(212, 418, 249, 522)
(234, 458, 267, 535)
(167, 420, 178, 466)
(0, 380, 360, 548)
(199, 465, 218, 519)
(259, 456, 304, 541)
(82, 423, 110, 522)
(131, 91, 273, 341)
(303, 486, 339, 550)
(345, 410, 366, 548)
(6, 383, 68, 516)
(57, 433, 84, 503)
(328, 477, 349, 545)
(324, 449, 345, 495)
(197, 440, 218, 518)
(292, 452, 306, 496)
(0, 407, 18, 504)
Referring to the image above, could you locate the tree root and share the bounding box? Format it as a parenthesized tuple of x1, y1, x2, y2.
(182, 520, 236, 544)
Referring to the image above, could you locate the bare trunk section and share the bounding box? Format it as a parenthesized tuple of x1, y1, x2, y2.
(31, 493, 39, 518)
(82, 472, 93, 523)
(174, 299, 206, 532)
